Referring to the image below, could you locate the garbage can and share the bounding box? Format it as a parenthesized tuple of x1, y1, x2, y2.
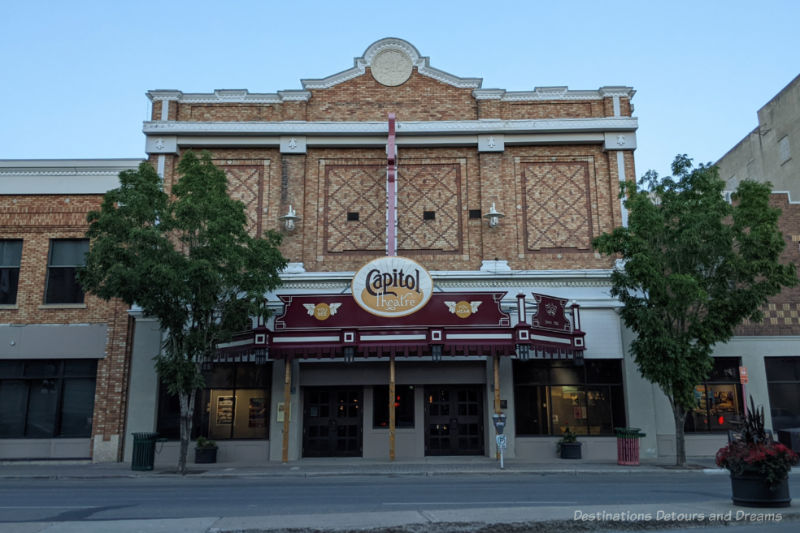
(131, 432, 158, 471)
(615, 427, 645, 466)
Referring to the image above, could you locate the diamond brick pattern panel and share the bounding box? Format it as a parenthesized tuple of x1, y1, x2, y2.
(397, 164, 461, 252)
(324, 163, 462, 254)
(523, 162, 592, 251)
(325, 165, 387, 253)
(215, 161, 264, 237)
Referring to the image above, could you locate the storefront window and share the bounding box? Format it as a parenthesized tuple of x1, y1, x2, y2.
(0, 359, 97, 438)
(766, 357, 800, 430)
(157, 363, 272, 440)
(685, 357, 742, 432)
(373, 385, 415, 428)
(513, 359, 625, 436)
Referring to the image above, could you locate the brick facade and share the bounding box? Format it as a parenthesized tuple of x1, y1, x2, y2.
(0, 193, 133, 460)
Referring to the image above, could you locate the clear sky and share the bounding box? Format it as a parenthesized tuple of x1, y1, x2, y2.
(1, 0, 798, 179)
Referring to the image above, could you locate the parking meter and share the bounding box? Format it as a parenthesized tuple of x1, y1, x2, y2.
(492, 413, 507, 469)
(492, 413, 506, 435)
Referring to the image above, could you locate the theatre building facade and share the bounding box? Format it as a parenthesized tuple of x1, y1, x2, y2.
(6, 38, 748, 464)
(132, 38, 640, 464)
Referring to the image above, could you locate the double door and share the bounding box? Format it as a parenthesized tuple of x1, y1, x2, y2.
(425, 385, 484, 455)
(302, 387, 362, 457)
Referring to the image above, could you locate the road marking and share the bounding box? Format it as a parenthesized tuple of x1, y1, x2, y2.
(383, 501, 576, 506)
(0, 506, 92, 509)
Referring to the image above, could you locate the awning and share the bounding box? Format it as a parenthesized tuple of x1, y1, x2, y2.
(214, 292, 586, 364)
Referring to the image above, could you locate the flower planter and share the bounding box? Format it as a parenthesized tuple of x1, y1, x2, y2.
(730, 473, 791, 508)
(559, 442, 582, 459)
(195, 447, 217, 464)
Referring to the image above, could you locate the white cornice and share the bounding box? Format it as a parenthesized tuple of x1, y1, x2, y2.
(147, 41, 634, 106)
(0, 159, 142, 194)
(143, 117, 637, 137)
(301, 37, 482, 90)
(147, 89, 311, 104)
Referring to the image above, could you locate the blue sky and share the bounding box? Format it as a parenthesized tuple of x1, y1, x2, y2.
(1, 1, 798, 179)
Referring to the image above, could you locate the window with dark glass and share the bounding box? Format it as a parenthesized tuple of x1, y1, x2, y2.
(157, 363, 271, 440)
(685, 357, 743, 432)
(765, 357, 800, 430)
(0, 240, 22, 305)
(0, 359, 97, 438)
(45, 239, 89, 304)
(373, 385, 415, 428)
(513, 359, 625, 436)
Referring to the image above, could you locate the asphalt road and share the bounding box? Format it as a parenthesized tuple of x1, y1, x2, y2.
(3, 472, 795, 524)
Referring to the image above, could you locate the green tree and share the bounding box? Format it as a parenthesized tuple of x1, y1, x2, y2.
(79, 152, 286, 473)
(593, 155, 796, 466)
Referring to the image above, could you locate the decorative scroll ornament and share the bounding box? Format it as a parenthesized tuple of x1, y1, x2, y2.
(303, 302, 342, 321)
(444, 301, 482, 319)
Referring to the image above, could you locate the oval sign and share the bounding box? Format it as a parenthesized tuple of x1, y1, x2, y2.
(352, 256, 433, 318)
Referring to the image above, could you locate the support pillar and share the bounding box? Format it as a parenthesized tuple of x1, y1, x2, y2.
(282, 358, 292, 463)
(389, 354, 396, 461)
(494, 354, 501, 460)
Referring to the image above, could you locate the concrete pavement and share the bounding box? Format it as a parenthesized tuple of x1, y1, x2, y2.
(0, 455, 725, 479)
(1, 457, 799, 532)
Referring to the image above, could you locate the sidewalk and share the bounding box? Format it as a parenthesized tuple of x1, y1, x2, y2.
(0, 455, 726, 479)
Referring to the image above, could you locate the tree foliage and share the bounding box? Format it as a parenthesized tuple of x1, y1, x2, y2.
(79, 152, 287, 473)
(593, 155, 796, 466)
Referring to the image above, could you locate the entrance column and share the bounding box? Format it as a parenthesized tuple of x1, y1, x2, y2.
(389, 353, 396, 461)
(494, 354, 501, 460)
(282, 357, 292, 463)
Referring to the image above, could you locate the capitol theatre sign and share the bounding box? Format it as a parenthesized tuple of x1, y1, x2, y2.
(352, 256, 433, 318)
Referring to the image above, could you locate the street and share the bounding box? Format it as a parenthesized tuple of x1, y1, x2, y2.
(1, 472, 798, 530)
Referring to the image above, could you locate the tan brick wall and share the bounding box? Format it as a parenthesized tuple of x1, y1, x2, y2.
(0, 194, 132, 459)
(737, 193, 800, 336)
(180, 141, 619, 274)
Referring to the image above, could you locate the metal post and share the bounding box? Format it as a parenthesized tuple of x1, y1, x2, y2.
(389, 353, 396, 461)
(282, 358, 291, 463)
(493, 354, 501, 460)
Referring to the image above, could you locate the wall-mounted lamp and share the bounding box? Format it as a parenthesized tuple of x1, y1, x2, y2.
(431, 344, 443, 362)
(516, 343, 531, 361)
(483, 203, 505, 227)
(280, 205, 301, 231)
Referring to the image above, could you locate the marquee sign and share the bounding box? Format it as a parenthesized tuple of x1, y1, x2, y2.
(351, 256, 433, 318)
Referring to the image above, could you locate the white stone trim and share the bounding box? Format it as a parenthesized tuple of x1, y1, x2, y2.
(301, 38, 482, 90)
(617, 151, 628, 227)
(144, 117, 637, 137)
(360, 334, 427, 341)
(273, 335, 340, 343)
(530, 334, 572, 345)
(147, 89, 310, 104)
(446, 333, 513, 340)
(0, 159, 141, 194)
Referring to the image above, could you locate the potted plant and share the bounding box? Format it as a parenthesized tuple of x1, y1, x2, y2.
(557, 426, 582, 459)
(194, 436, 218, 464)
(715, 397, 798, 507)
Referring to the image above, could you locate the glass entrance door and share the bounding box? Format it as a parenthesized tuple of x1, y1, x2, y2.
(302, 387, 362, 457)
(424, 385, 484, 456)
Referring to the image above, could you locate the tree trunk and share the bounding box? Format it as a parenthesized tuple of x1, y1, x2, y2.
(670, 400, 688, 467)
(177, 391, 196, 475)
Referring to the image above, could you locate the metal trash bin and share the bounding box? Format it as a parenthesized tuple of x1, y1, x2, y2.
(131, 432, 159, 471)
(615, 427, 645, 466)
